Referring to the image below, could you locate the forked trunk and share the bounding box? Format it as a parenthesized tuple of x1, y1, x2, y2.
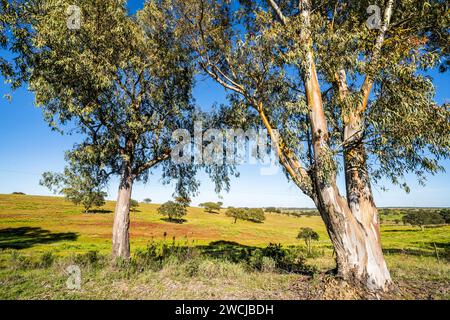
(112, 171, 133, 260)
(315, 182, 391, 291)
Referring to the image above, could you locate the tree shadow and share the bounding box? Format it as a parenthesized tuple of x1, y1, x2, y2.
(161, 218, 187, 224)
(86, 209, 113, 214)
(383, 229, 421, 233)
(0, 227, 78, 250)
(195, 240, 315, 275)
(196, 240, 257, 262)
(384, 245, 450, 262)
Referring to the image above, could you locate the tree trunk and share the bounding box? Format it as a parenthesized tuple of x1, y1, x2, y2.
(315, 181, 391, 291)
(112, 170, 133, 260)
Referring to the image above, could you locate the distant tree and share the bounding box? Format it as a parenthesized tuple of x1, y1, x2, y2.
(158, 201, 187, 222)
(402, 210, 445, 230)
(199, 202, 222, 213)
(297, 228, 320, 254)
(225, 208, 246, 224)
(265, 207, 277, 213)
(40, 163, 107, 214)
(438, 209, 450, 224)
(130, 199, 140, 212)
(12, 192, 26, 195)
(143, 198, 152, 204)
(225, 207, 265, 224)
(247, 208, 266, 223)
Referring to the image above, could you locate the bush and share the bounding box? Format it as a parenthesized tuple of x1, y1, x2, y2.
(38, 252, 55, 268)
(74, 250, 101, 267)
(9, 251, 32, 270)
(247, 243, 314, 274)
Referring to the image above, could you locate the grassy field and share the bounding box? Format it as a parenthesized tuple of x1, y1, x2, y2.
(0, 194, 449, 300)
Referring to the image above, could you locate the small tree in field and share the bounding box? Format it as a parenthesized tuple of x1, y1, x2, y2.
(130, 199, 139, 212)
(225, 208, 246, 224)
(247, 208, 266, 223)
(143, 198, 152, 204)
(40, 163, 107, 214)
(158, 201, 187, 222)
(199, 202, 222, 214)
(297, 228, 320, 255)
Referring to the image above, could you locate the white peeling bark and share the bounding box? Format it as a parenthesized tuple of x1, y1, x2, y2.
(112, 171, 133, 260)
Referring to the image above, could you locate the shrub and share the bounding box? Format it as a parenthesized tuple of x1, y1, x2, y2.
(38, 252, 55, 268)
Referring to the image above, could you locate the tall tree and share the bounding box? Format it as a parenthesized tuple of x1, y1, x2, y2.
(173, 0, 450, 291)
(3, 0, 207, 259)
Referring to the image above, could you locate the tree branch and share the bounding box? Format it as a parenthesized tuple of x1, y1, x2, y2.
(266, 0, 288, 25)
(359, 0, 395, 113)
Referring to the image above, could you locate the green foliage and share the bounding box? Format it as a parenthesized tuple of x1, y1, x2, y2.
(297, 227, 320, 254)
(143, 198, 152, 204)
(439, 209, 450, 224)
(247, 208, 266, 223)
(157, 201, 187, 222)
(40, 163, 107, 213)
(130, 199, 139, 212)
(4, 0, 216, 207)
(402, 210, 446, 229)
(172, 0, 450, 196)
(199, 202, 222, 213)
(225, 207, 266, 223)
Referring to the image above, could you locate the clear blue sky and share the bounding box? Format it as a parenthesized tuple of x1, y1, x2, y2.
(0, 1, 448, 208)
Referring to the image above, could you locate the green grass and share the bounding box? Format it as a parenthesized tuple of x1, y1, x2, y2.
(0, 194, 449, 300)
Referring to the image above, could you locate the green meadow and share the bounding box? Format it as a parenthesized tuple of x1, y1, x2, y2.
(0, 194, 449, 300)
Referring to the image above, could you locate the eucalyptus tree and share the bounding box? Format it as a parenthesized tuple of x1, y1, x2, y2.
(3, 0, 205, 259)
(173, 0, 450, 291)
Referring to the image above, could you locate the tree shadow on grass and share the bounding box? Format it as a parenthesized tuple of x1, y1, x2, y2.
(86, 209, 113, 214)
(195, 240, 316, 275)
(0, 227, 78, 250)
(161, 218, 187, 224)
(383, 245, 450, 262)
(197, 240, 257, 262)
